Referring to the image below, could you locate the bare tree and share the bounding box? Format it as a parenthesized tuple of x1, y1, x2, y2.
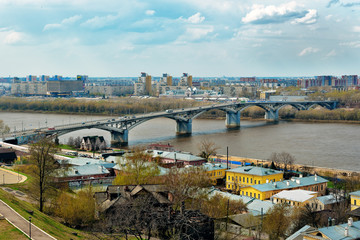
(67, 136, 75, 147)
(28, 136, 58, 212)
(263, 203, 291, 240)
(198, 139, 219, 161)
(74, 136, 82, 149)
(0, 119, 10, 134)
(269, 152, 296, 172)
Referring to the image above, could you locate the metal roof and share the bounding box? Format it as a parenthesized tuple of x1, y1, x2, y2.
(226, 166, 283, 176)
(58, 164, 110, 177)
(251, 175, 328, 192)
(271, 189, 317, 202)
(317, 220, 360, 240)
(350, 190, 360, 197)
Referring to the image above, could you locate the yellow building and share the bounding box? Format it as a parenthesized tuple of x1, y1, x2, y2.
(241, 175, 328, 200)
(350, 190, 360, 211)
(225, 166, 283, 192)
(203, 163, 227, 185)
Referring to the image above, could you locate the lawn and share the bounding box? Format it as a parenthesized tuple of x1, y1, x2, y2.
(0, 219, 28, 240)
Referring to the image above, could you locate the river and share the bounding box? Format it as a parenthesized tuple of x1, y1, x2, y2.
(0, 112, 359, 171)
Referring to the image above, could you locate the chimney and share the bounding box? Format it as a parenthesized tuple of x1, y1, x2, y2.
(299, 174, 303, 178)
(296, 179, 300, 184)
(266, 179, 269, 183)
(345, 227, 349, 237)
(274, 182, 277, 188)
(286, 181, 290, 186)
(315, 174, 318, 181)
(348, 217, 353, 227)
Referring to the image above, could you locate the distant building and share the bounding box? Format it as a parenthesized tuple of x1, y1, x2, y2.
(179, 73, 192, 87)
(350, 190, 360, 211)
(26, 75, 37, 82)
(0, 148, 17, 164)
(149, 150, 207, 166)
(134, 72, 152, 95)
(147, 143, 175, 152)
(270, 189, 318, 207)
(161, 73, 172, 86)
(342, 75, 359, 87)
(54, 164, 111, 182)
(202, 163, 227, 185)
(80, 136, 106, 152)
(260, 90, 277, 100)
(226, 166, 283, 192)
(241, 175, 328, 200)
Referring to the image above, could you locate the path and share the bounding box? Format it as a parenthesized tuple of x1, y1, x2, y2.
(0, 167, 27, 185)
(0, 200, 56, 240)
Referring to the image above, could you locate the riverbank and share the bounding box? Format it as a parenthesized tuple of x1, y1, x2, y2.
(214, 155, 360, 177)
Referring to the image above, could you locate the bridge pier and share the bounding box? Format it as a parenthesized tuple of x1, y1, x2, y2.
(265, 110, 279, 121)
(176, 119, 192, 136)
(226, 111, 240, 129)
(111, 130, 128, 147)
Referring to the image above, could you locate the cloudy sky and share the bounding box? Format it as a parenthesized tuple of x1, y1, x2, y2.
(0, 0, 359, 77)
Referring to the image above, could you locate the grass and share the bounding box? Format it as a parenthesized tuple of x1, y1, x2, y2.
(0, 219, 28, 240)
(57, 145, 77, 151)
(57, 154, 76, 158)
(0, 189, 96, 240)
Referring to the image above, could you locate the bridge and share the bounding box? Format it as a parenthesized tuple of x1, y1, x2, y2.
(2, 100, 337, 147)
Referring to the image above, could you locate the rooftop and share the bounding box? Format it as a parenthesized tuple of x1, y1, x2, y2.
(57, 164, 110, 178)
(250, 175, 328, 193)
(350, 190, 360, 197)
(202, 163, 227, 171)
(226, 166, 283, 176)
(150, 150, 205, 162)
(271, 189, 317, 202)
(316, 220, 360, 240)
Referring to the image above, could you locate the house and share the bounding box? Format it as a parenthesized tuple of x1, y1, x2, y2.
(240, 175, 328, 200)
(148, 143, 175, 152)
(308, 195, 344, 212)
(350, 190, 360, 211)
(270, 189, 318, 207)
(95, 184, 214, 240)
(54, 164, 110, 182)
(80, 136, 106, 151)
(150, 150, 207, 166)
(0, 148, 17, 164)
(202, 163, 227, 185)
(295, 218, 360, 240)
(58, 157, 116, 176)
(225, 166, 283, 191)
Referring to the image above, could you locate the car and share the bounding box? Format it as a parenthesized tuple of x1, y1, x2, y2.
(48, 127, 55, 130)
(82, 122, 85, 125)
(166, 109, 173, 113)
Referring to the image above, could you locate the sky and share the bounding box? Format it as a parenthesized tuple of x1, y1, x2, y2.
(0, 0, 359, 77)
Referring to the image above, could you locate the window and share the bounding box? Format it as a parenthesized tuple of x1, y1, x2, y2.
(254, 180, 257, 184)
(232, 177, 234, 181)
(355, 200, 357, 205)
(247, 178, 249, 183)
(228, 184, 230, 188)
(251, 179, 253, 184)
(258, 194, 260, 199)
(321, 184, 323, 190)
(243, 177, 245, 182)
(236, 176, 238, 181)
(228, 176, 230, 180)
(250, 193, 252, 197)
(246, 192, 248, 196)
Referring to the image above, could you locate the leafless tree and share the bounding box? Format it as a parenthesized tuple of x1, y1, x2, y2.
(269, 152, 296, 172)
(74, 136, 82, 149)
(198, 139, 220, 161)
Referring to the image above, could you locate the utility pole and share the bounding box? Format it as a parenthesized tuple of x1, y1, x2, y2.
(29, 216, 32, 239)
(226, 146, 229, 169)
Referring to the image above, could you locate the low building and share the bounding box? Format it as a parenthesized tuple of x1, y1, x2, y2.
(350, 190, 360, 211)
(299, 218, 360, 240)
(202, 163, 227, 185)
(309, 194, 343, 212)
(270, 189, 318, 207)
(150, 150, 207, 166)
(54, 164, 110, 182)
(147, 143, 175, 152)
(0, 148, 17, 164)
(241, 175, 328, 200)
(225, 166, 283, 192)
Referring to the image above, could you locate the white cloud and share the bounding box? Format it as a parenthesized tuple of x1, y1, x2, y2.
(340, 41, 360, 48)
(325, 49, 336, 57)
(184, 26, 213, 40)
(242, 2, 307, 24)
(82, 14, 119, 29)
(3, 31, 25, 44)
(291, 9, 317, 24)
(353, 26, 360, 32)
(43, 15, 82, 31)
(187, 12, 205, 24)
(298, 47, 319, 56)
(145, 10, 155, 16)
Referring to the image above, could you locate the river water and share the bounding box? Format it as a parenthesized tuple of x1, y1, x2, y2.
(0, 112, 359, 171)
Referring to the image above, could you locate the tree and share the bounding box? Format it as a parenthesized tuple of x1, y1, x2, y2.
(269, 152, 296, 172)
(73, 136, 81, 149)
(0, 120, 10, 134)
(197, 193, 247, 219)
(164, 167, 212, 211)
(28, 136, 58, 212)
(263, 203, 291, 240)
(198, 139, 219, 161)
(113, 147, 161, 185)
(55, 188, 95, 227)
(67, 137, 75, 147)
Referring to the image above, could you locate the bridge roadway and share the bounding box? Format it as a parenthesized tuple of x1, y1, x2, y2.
(2, 100, 337, 147)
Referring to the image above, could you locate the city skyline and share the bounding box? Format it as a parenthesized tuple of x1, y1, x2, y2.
(0, 0, 359, 77)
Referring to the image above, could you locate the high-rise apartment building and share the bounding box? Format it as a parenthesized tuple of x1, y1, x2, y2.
(342, 75, 358, 86)
(39, 75, 50, 82)
(179, 73, 192, 87)
(26, 75, 37, 82)
(162, 73, 172, 86)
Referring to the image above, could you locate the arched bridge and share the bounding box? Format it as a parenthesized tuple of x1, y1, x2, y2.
(3, 100, 337, 147)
